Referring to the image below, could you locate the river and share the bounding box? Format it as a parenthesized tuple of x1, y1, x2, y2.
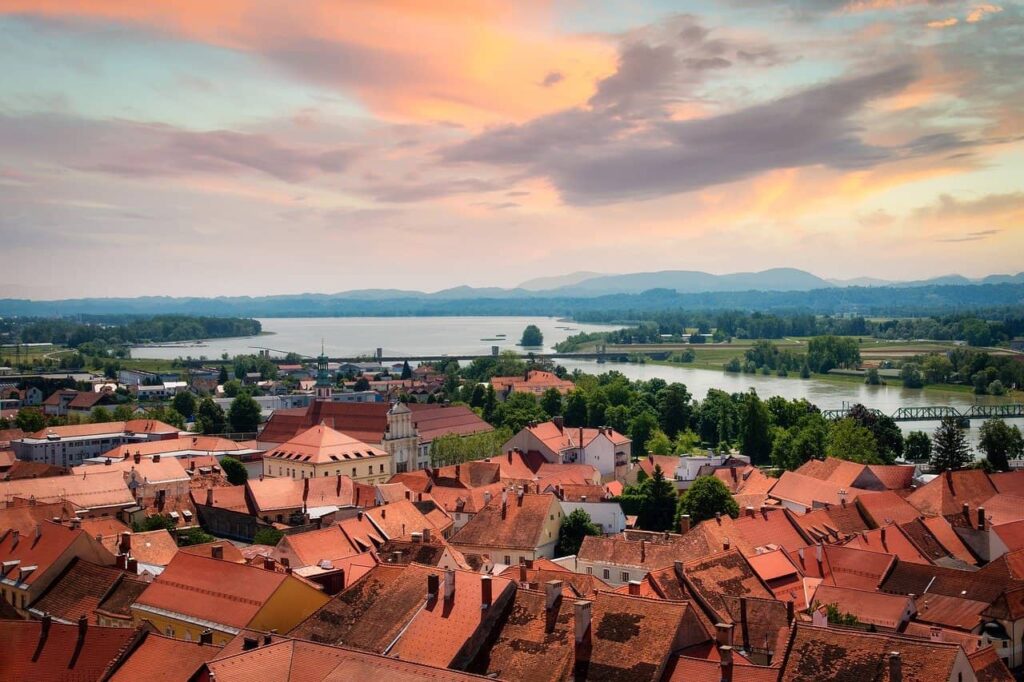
(133, 316, 1020, 452)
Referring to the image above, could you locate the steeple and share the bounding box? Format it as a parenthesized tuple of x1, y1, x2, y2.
(315, 338, 331, 400)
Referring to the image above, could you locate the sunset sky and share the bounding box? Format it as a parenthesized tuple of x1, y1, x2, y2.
(1, 0, 1021, 298)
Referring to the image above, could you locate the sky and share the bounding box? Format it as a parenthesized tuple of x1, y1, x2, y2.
(0, 0, 1021, 299)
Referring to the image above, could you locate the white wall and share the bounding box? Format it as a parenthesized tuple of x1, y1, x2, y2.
(559, 501, 626, 535)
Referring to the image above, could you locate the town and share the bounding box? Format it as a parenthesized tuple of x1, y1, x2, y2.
(1, 326, 1023, 681)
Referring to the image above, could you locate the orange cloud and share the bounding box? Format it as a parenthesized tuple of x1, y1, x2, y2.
(926, 17, 958, 28)
(966, 4, 1002, 22)
(0, 0, 615, 127)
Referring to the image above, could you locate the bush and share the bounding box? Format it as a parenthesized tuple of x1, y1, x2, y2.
(220, 456, 249, 485)
(253, 527, 284, 546)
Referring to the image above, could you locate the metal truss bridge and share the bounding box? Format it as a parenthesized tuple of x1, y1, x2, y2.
(821, 403, 1024, 422)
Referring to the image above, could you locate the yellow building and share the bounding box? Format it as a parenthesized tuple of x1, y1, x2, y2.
(130, 552, 329, 645)
(263, 422, 392, 485)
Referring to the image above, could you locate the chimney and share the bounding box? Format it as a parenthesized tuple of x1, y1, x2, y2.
(478, 574, 493, 609)
(200, 629, 213, 645)
(422, 528, 431, 543)
(731, 466, 738, 482)
(627, 580, 641, 596)
(723, 537, 730, 551)
(962, 502, 970, 522)
(119, 532, 131, 553)
(715, 622, 734, 647)
(786, 600, 795, 624)
(519, 562, 528, 584)
(390, 550, 403, 563)
(153, 453, 160, 463)
(720, 645, 734, 682)
(546, 580, 563, 610)
(484, 490, 492, 504)
(381, 508, 386, 519)
(116, 553, 128, 570)
(888, 652, 902, 682)
(715, 511, 722, 525)
(745, 506, 754, 518)
(455, 464, 461, 480)
(126, 558, 138, 574)
(336, 475, 342, 496)
(302, 476, 309, 503)
(427, 573, 440, 600)
(77, 614, 88, 646)
(264, 557, 275, 571)
(517, 487, 525, 507)
(211, 545, 224, 560)
(443, 568, 456, 602)
(41, 613, 52, 639)
(501, 489, 508, 519)
(640, 540, 646, 564)
(679, 515, 691, 534)
(880, 527, 887, 546)
(411, 532, 423, 543)
(574, 600, 592, 646)
(553, 416, 564, 432)
(405, 490, 411, 500)
(190, 459, 196, 472)
(205, 488, 214, 506)
(242, 637, 258, 651)
(977, 506, 986, 530)
(507, 450, 513, 463)
(133, 451, 141, 464)
(930, 626, 942, 642)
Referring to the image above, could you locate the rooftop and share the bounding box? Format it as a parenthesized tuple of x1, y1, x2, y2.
(450, 492, 558, 551)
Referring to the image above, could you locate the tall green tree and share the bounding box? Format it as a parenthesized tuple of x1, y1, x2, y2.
(540, 387, 563, 418)
(656, 383, 692, 439)
(196, 397, 226, 435)
(220, 456, 249, 485)
(826, 418, 881, 464)
(172, 390, 197, 419)
(931, 417, 972, 472)
(217, 366, 229, 384)
(629, 411, 659, 456)
(740, 391, 772, 465)
(90, 406, 113, 423)
(563, 390, 588, 427)
(556, 509, 602, 557)
(401, 361, 412, 380)
(493, 392, 546, 432)
(904, 431, 932, 462)
(637, 465, 679, 532)
(678, 475, 739, 524)
(15, 407, 46, 433)
(978, 419, 1024, 472)
(227, 393, 261, 433)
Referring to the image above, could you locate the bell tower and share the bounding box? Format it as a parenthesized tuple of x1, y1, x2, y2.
(315, 339, 332, 400)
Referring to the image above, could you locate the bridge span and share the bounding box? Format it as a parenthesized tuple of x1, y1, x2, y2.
(821, 403, 1024, 423)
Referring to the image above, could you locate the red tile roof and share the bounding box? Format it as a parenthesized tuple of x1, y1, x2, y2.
(490, 370, 575, 396)
(0, 618, 140, 682)
(663, 654, 780, 682)
(29, 557, 124, 623)
(769, 471, 866, 509)
(791, 503, 870, 544)
(914, 592, 989, 631)
(522, 421, 631, 455)
(134, 552, 291, 629)
(365, 499, 449, 539)
(856, 491, 923, 527)
(968, 645, 1015, 681)
(779, 622, 966, 681)
(683, 549, 774, 622)
(266, 423, 388, 465)
(109, 631, 222, 681)
(789, 544, 896, 591)
(906, 469, 997, 517)
(810, 584, 911, 629)
(0, 520, 105, 587)
(450, 492, 559, 551)
(989, 471, 1024, 497)
(29, 419, 179, 439)
(841, 525, 932, 565)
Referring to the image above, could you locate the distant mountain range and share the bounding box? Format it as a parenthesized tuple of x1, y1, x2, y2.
(1, 268, 1022, 317)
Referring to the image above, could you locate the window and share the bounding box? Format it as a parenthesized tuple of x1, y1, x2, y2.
(602, 569, 610, 580)
(379, 464, 384, 473)
(352, 467, 356, 477)
(621, 572, 630, 582)
(586, 567, 593, 575)
(504, 555, 511, 565)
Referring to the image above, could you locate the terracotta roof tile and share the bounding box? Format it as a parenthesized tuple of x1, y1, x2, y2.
(134, 552, 291, 629)
(366, 499, 449, 538)
(988, 471, 1024, 497)
(663, 654, 780, 682)
(906, 469, 997, 517)
(879, 559, 1005, 604)
(855, 491, 923, 527)
(810, 584, 912, 629)
(266, 423, 388, 465)
(968, 645, 1015, 681)
(0, 499, 79, 535)
(29, 557, 124, 623)
(914, 592, 989, 630)
(109, 631, 222, 681)
(577, 531, 697, 571)
(0, 618, 139, 682)
(28, 419, 179, 439)
(96, 574, 150, 620)
(0, 520, 105, 587)
(450, 493, 559, 551)
(789, 544, 896, 591)
(102, 529, 179, 567)
(841, 525, 932, 565)
(899, 517, 976, 566)
(683, 549, 774, 622)
(0, 470, 135, 510)
(791, 504, 870, 543)
(769, 471, 867, 509)
(780, 622, 965, 681)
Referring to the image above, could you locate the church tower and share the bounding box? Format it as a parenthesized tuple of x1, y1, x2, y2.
(315, 339, 332, 400)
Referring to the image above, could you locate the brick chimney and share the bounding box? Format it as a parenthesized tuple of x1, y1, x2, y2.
(640, 540, 646, 564)
(211, 545, 224, 560)
(679, 515, 691, 534)
(205, 487, 214, 506)
(745, 506, 754, 518)
(153, 454, 161, 463)
(962, 502, 970, 522)
(126, 557, 138, 573)
(422, 527, 431, 543)
(119, 532, 131, 554)
(723, 537, 730, 551)
(519, 560, 528, 584)
(627, 580, 641, 596)
(302, 477, 309, 504)
(264, 557, 275, 571)
(720, 645, 734, 682)
(501, 488, 508, 519)
(455, 464, 461, 480)
(443, 568, 456, 602)
(427, 573, 440, 600)
(715, 622, 734, 647)
(888, 652, 902, 682)
(480, 574, 493, 609)
(77, 614, 88, 647)
(134, 451, 141, 464)
(977, 506, 987, 531)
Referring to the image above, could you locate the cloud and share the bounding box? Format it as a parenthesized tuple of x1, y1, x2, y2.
(936, 229, 1001, 242)
(913, 192, 1024, 219)
(927, 17, 958, 27)
(0, 113, 358, 183)
(540, 71, 564, 87)
(447, 64, 919, 204)
(369, 177, 500, 203)
(966, 4, 1002, 22)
